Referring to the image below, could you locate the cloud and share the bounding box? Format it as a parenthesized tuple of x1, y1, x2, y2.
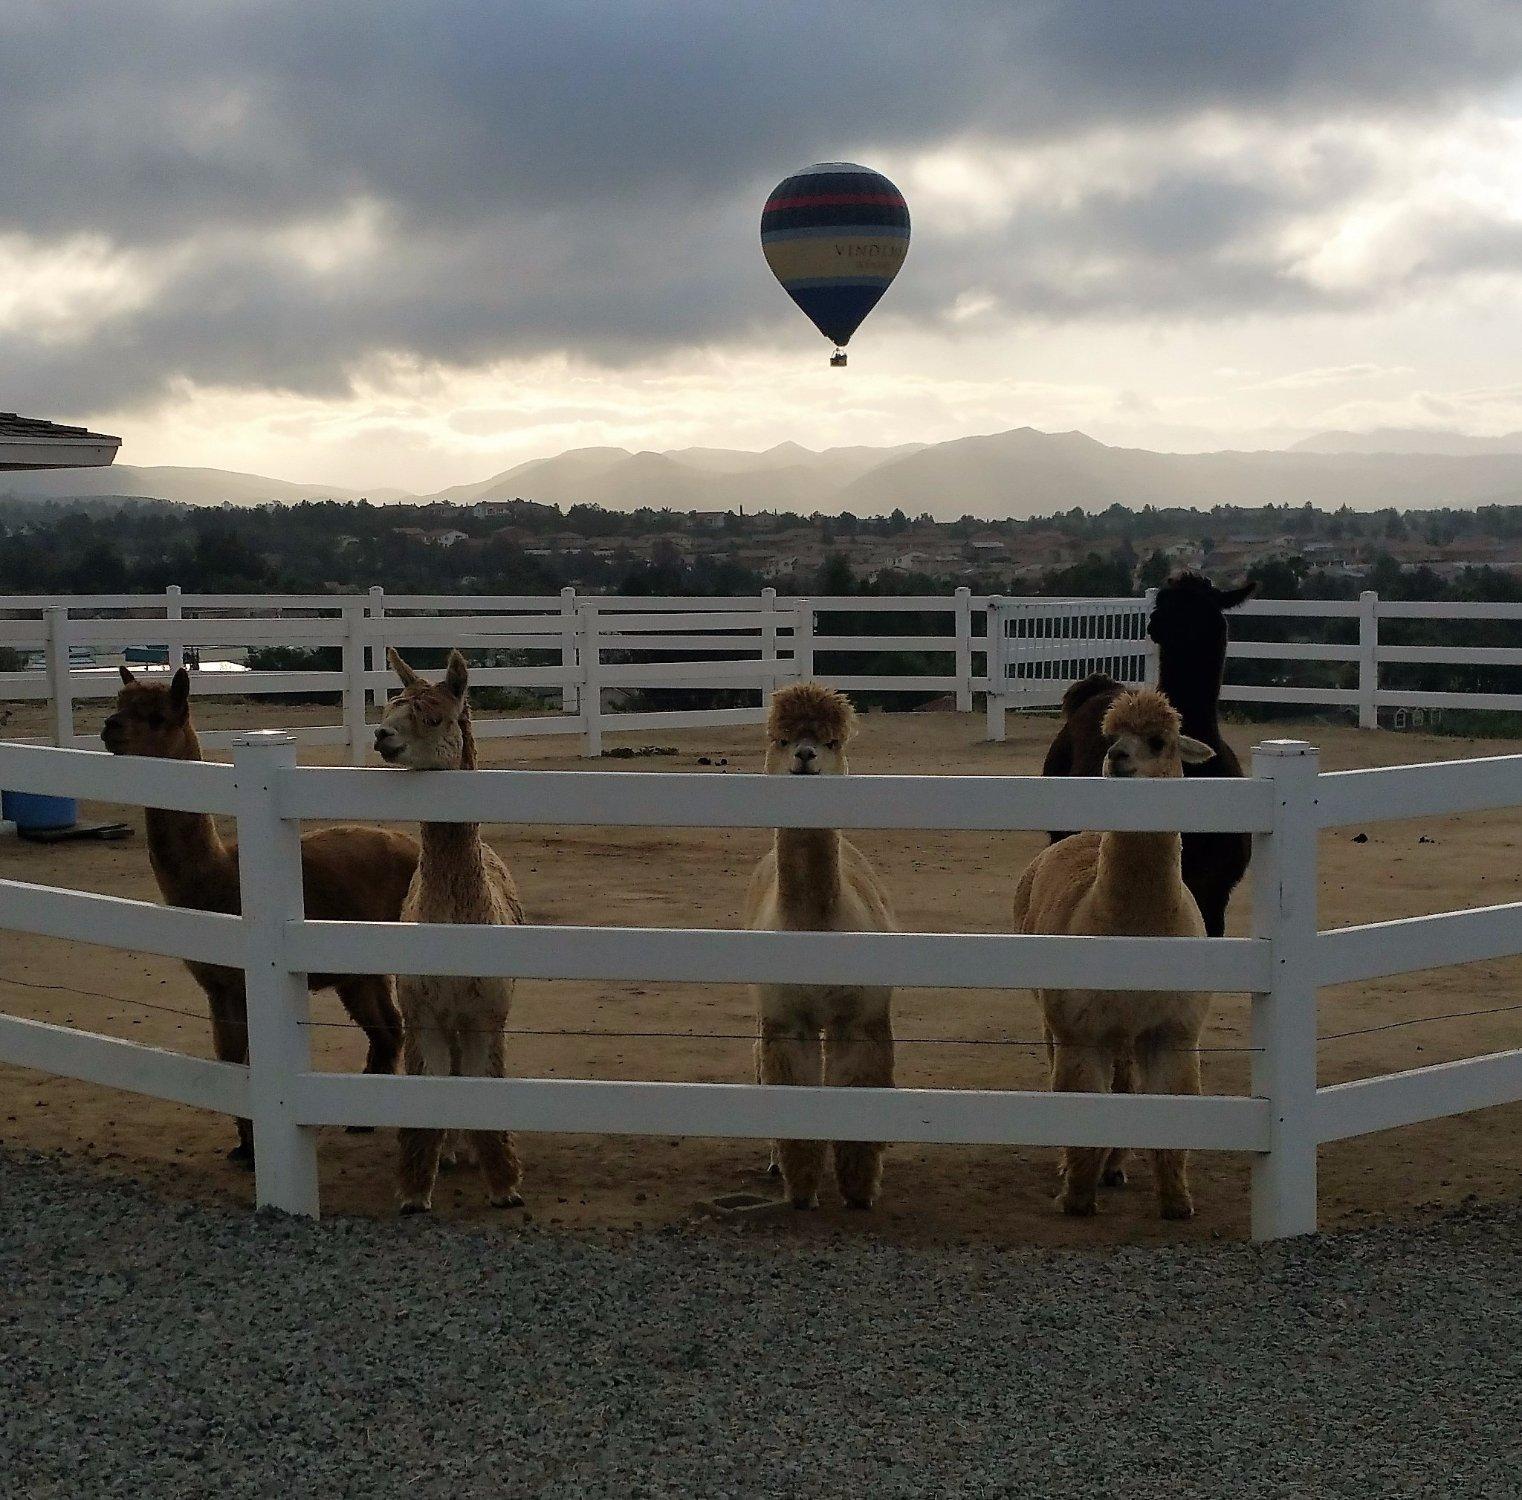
(4, 2, 1522, 417)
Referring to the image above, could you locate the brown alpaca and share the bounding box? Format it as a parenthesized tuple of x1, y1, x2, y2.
(1012, 688, 1214, 1220)
(102, 667, 416, 1163)
(376, 648, 526, 1214)
(744, 682, 897, 1210)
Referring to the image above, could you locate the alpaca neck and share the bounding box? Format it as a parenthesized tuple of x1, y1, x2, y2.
(1158, 644, 1224, 742)
(1095, 829, 1183, 920)
(775, 826, 841, 928)
(142, 723, 234, 902)
(416, 715, 489, 905)
(418, 819, 491, 901)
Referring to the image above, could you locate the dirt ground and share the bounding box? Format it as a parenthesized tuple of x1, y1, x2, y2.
(4, 692, 1522, 1247)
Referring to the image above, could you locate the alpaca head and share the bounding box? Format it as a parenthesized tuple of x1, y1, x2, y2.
(764, 681, 857, 777)
(101, 666, 196, 759)
(1100, 689, 1214, 780)
(1147, 570, 1256, 659)
(374, 648, 471, 770)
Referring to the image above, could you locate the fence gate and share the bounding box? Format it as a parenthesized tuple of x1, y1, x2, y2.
(987, 595, 1155, 739)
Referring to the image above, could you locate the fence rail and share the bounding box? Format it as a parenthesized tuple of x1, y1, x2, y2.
(10, 586, 1522, 757)
(4, 732, 1522, 1239)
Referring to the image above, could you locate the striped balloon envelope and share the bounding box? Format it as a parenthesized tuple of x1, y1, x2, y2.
(760, 161, 910, 365)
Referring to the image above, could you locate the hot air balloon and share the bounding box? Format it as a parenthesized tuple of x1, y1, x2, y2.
(760, 161, 909, 366)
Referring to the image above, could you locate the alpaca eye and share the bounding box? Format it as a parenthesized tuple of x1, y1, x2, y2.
(1148, 735, 1164, 752)
(827, 740, 840, 751)
(775, 738, 789, 748)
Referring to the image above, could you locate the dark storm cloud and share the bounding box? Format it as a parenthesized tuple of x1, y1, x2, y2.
(5, 0, 1522, 409)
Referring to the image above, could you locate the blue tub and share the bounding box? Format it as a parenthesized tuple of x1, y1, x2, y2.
(1, 790, 78, 830)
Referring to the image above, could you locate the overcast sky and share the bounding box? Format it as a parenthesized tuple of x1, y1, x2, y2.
(8, 1, 1522, 491)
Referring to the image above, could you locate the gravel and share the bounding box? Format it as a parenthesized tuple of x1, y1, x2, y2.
(3, 1148, 1521, 1499)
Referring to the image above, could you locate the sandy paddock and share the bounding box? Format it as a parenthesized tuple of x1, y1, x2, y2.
(3, 695, 1522, 1248)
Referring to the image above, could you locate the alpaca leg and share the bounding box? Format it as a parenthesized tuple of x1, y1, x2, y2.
(1051, 1041, 1110, 1216)
(396, 1017, 451, 1214)
(825, 1010, 894, 1210)
(1103, 1048, 1135, 1188)
(204, 975, 254, 1166)
(1136, 1033, 1203, 1220)
(754, 1017, 779, 1178)
(334, 974, 404, 1135)
(458, 1024, 523, 1209)
(335, 974, 404, 1076)
(759, 1020, 825, 1209)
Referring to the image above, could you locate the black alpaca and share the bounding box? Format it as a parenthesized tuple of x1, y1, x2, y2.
(1040, 572, 1257, 937)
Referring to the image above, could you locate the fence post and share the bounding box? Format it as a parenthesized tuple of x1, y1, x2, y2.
(1249, 738, 1321, 1241)
(954, 586, 973, 713)
(1357, 590, 1378, 730)
(560, 586, 580, 713)
(45, 606, 74, 748)
(793, 599, 815, 682)
(1143, 587, 1159, 686)
(760, 587, 778, 705)
(342, 599, 368, 766)
(580, 602, 603, 758)
(232, 732, 319, 1218)
(165, 584, 185, 673)
(367, 586, 386, 711)
(985, 598, 1007, 742)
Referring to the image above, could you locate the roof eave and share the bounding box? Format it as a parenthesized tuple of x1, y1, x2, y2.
(0, 435, 122, 472)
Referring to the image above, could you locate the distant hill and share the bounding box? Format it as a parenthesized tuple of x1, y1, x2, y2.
(0, 464, 414, 506)
(1290, 428, 1522, 457)
(18, 426, 1522, 519)
(425, 440, 925, 513)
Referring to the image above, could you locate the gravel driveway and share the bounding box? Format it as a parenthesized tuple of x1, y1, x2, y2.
(3, 1147, 1520, 1498)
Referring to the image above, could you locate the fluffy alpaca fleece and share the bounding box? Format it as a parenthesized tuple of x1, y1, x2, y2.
(1013, 687, 1214, 1220)
(101, 667, 416, 1164)
(375, 648, 527, 1213)
(744, 682, 898, 1209)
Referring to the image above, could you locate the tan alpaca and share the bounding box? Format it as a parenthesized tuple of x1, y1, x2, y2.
(744, 682, 897, 1210)
(376, 647, 526, 1214)
(101, 667, 417, 1164)
(1011, 688, 1215, 1220)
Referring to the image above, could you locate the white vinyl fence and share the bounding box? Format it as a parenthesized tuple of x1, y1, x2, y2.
(3, 732, 1522, 1239)
(7, 587, 1522, 759)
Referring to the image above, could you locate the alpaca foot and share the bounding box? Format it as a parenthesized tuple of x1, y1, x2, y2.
(790, 1193, 820, 1210)
(764, 1160, 781, 1178)
(1159, 1197, 1195, 1221)
(345, 1124, 375, 1135)
(227, 1142, 255, 1169)
(1101, 1165, 1129, 1188)
(1057, 1190, 1098, 1217)
(398, 1197, 432, 1216)
(842, 1196, 874, 1211)
(488, 1191, 525, 1210)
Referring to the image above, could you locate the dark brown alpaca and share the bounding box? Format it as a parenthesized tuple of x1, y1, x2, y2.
(102, 667, 418, 1164)
(1040, 573, 1256, 938)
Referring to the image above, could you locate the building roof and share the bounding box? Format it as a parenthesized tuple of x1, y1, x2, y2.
(0, 412, 121, 472)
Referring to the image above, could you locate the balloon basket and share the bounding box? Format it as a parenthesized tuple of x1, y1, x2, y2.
(830, 349, 848, 367)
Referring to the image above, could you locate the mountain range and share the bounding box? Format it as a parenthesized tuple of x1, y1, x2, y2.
(11, 426, 1522, 518)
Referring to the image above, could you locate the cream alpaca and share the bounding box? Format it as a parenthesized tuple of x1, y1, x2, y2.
(1011, 688, 1215, 1220)
(376, 648, 526, 1213)
(744, 682, 898, 1209)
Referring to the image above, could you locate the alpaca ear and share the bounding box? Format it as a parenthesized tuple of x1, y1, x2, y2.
(168, 667, 191, 719)
(1214, 581, 1257, 610)
(387, 647, 423, 687)
(445, 649, 469, 699)
(118, 665, 137, 685)
(1178, 735, 1215, 764)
